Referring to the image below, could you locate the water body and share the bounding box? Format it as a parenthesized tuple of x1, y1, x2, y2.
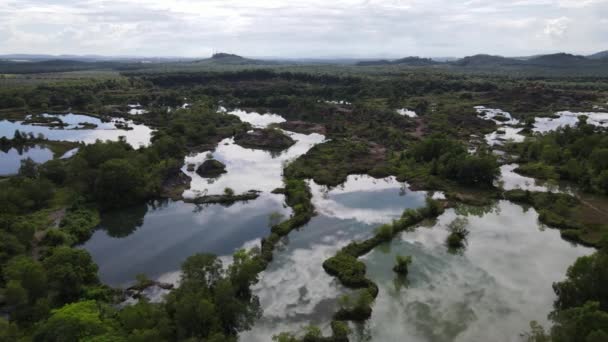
(85, 109, 322, 286)
(222, 108, 286, 128)
(534, 111, 608, 132)
(356, 201, 592, 342)
(0, 113, 153, 148)
(82, 193, 290, 286)
(183, 132, 325, 197)
(183, 109, 324, 197)
(0, 145, 54, 176)
(497, 164, 571, 193)
(242, 175, 428, 340)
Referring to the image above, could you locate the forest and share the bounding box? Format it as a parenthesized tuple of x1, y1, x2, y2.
(1, 60, 608, 341)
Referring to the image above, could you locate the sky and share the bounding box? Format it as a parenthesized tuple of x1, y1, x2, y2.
(0, 0, 607, 58)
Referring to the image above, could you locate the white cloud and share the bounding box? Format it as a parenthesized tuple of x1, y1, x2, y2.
(0, 0, 605, 57)
(543, 16, 571, 39)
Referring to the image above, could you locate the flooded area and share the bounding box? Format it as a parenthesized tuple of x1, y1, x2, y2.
(533, 110, 608, 132)
(182, 132, 325, 197)
(222, 108, 287, 128)
(0, 145, 54, 175)
(242, 175, 428, 341)
(78, 107, 598, 341)
(356, 201, 593, 342)
(82, 193, 290, 286)
(85, 109, 323, 286)
(0, 113, 153, 148)
(497, 164, 570, 193)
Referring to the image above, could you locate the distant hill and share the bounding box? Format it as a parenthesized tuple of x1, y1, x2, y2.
(357, 56, 440, 66)
(526, 53, 589, 66)
(588, 50, 608, 60)
(451, 54, 523, 67)
(195, 52, 278, 65)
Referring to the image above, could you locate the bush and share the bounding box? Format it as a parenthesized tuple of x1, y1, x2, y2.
(393, 255, 412, 275)
(446, 217, 469, 250)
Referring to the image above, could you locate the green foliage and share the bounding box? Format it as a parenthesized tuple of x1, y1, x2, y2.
(404, 135, 499, 187)
(393, 255, 413, 275)
(94, 158, 146, 209)
(550, 301, 608, 342)
(553, 250, 608, 312)
(446, 217, 470, 250)
(58, 207, 100, 244)
(33, 300, 113, 342)
(516, 124, 608, 195)
(284, 139, 388, 186)
(42, 247, 100, 305)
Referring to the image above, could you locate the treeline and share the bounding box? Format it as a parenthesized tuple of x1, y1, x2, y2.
(388, 135, 500, 189)
(515, 119, 608, 195)
(525, 244, 608, 341)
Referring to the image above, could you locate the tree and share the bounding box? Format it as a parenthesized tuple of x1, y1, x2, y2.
(550, 301, 608, 342)
(553, 250, 608, 312)
(18, 158, 39, 178)
(42, 247, 99, 304)
(33, 301, 113, 342)
(393, 255, 413, 276)
(94, 158, 145, 209)
(4, 256, 47, 303)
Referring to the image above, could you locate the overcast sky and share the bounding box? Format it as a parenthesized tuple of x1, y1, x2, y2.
(1, 0, 606, 58)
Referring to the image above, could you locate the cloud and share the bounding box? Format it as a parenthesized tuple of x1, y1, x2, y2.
(0, 0, 605, 57)
(543, 17, 571, 39)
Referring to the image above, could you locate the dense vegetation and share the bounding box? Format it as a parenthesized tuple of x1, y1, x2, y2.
(515, 119, 608, 195)
(1, 60, 608, 341)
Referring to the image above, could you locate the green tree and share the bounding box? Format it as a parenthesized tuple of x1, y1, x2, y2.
(42, 247, 99, 304)
(94, 158, 145, 209)
(33, 301, 114, 342)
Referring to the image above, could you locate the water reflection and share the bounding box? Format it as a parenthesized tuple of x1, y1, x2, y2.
(0, 145, 54, 175)
(242, 176, 427, 341)
(497, 164, 570, 193)
(0, 113, 153, 148)
(82, 193, 290, 286)
(357, 201, 593, 342)
(534, 111, 608, 132)
(183, 132, 325, 197)
(223, 108, 286, 128)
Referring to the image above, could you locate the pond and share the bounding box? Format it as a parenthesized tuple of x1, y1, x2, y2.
(241, 175, 428, 340)
(356, 201, 593, 342)
(183, 132, 325, 197)
(0, 145, 54, 176)
(534, 110, 608, 132)
(84, 109, 324, 286)
(82, 193, 291, 286)
(497, 164, 571, 193)
(0, 113, 153, 148)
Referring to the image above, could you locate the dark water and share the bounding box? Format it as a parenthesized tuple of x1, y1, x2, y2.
(82, 193, 291, 286)
(0, 145, 54, 175)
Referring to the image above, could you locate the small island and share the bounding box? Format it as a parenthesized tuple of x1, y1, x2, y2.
(195, 159, 227, 178)
(234, 128, 295, 151)
(393, 255, 413, 276)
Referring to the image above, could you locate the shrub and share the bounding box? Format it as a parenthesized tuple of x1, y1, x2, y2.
(393, 255, 412, 275)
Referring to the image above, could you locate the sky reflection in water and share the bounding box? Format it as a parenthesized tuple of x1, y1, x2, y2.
(0, 145, 53, 175)
(242, 175, 427, 341)
(0, 113, 153, 148)
(356, 201, 592, 342)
